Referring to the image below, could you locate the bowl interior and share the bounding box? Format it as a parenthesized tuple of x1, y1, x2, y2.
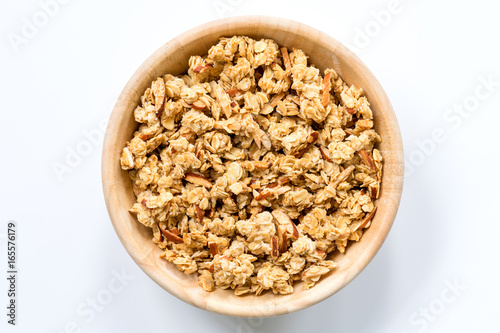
(102, 16, 404, 317)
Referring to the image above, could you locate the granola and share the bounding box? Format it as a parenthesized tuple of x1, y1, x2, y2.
(120, 36, 383, 295)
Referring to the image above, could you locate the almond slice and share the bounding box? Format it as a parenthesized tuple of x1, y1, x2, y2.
(195, 205, 204, 224)
(369, 185, 379, 199)
(272, 209, 299, 239)
(319, 146, 332, 162)
(354, 207, 378, 232)
(184, 173, 213, 188)
(331, 165, 355, 189)
(153, 77, 166, 117)
(307, 131, 319, 144)
(271, 237, 279, 259)
(255, 190, 271, 201)
(193, 64, 213, 74)
(290, 95, 301, 105)
(194, 142, 203, 159)
(270, 92, 285, 107)
(278, 177, 290, 186)
(359, 149, 375, 170)
(139, 133, 153, 141)
(170, 227, 180, 236)
(266, 181, 279, 189)
(280, 47, 291, 73)
(277, 225, 288, 253)
(159, 227, 183, 244)
(346, 107, 356, 115)
(322, 72, 331, 107)
(189, 100, 206, 110)
(226, 88, 241, 97)
(252, 161, 272, 170)
(208, 242, 218, 256)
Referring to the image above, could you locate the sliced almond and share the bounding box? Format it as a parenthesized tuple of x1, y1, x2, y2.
(226, 88, 241, 97)
(359, 149, 375, 170)
(194, 142, 203, 159)
(190, 100, 206, 110)
(307, 131, 319, 144)
(272, 209, 299, 239)
(322, 72, 331, 107)
(270, 92, 285, 107)
(209, 263, 215, 273)
(369, 185, 379, 199)
(139, 133, 153, 141)
(278, 177, 290, 186)
(141, 199, 148, 208)
(331, 165, 355, 189)
(160, 227, 183, 244)
(170, 227, 180, 236)
(293, 146, 309, 158)
(290, 95, 301, 105)
(354, 207, 378, 232)
(153, 77, 166, 117)
(253, 161, 272, 170)
(196, 205, 204, 224)
(319, 146, 332, 162)
(346, 107, 356, 115)
(271, 237, 279, 259)
(249, 180, 260, 190)
(193, 64, 213, 74)
(208, 242, 218, 256)
(267, 181, 279, 189)
(280, 47, 291, 73)
(277, 225, 288, 253)
(184, 173, 213, 188)
(255, 190, 271, 201)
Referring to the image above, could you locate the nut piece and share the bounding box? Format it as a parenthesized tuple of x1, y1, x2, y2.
(195, 205, 204, 224)
(184, 173, 213, 188)
(271, 237, 279, 259)
(322, 72, 331, 107)
(208, 242, 219, 256)
(193, 64, 213, 73)
(255, 190, 271, 201)
(280, 47, 291, 73)
(160, 227, 184, 244)
(190, 100, 207, 110)
(369, 185, 379, 199)
(153, 77, 166, 117)
(253, 161, 272, 170)
(277, 225, 288, 253)
(359, 149, 375, 170)
(331, 165, 355, 189)
(307, 131, 319, 144)
(346, 107, 356, 115)
(319, 146, 332, 162)
(354, 207, 378, 231)
(272, 209, 299, 239)
(226, 88, 241, 97)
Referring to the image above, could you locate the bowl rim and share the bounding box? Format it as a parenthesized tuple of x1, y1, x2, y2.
(102, 15, 404, 317)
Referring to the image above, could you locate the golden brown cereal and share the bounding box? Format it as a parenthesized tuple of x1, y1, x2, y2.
(121, 36, 383, 295)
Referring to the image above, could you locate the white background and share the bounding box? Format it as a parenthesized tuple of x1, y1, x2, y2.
(1, 0, 499, 332)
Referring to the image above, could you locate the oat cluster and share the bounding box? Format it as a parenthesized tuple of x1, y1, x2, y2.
(120, 36, 383, 295)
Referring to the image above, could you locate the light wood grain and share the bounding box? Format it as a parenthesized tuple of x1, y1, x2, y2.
(102, 16, 404, 317)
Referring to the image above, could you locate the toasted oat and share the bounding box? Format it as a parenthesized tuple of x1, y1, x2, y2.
(120, 36, 383, 296)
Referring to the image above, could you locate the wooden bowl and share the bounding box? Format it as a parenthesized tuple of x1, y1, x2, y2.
(102, 16, 404, 317)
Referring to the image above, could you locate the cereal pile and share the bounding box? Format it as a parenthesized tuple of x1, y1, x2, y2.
(120, 36, 382, 295)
